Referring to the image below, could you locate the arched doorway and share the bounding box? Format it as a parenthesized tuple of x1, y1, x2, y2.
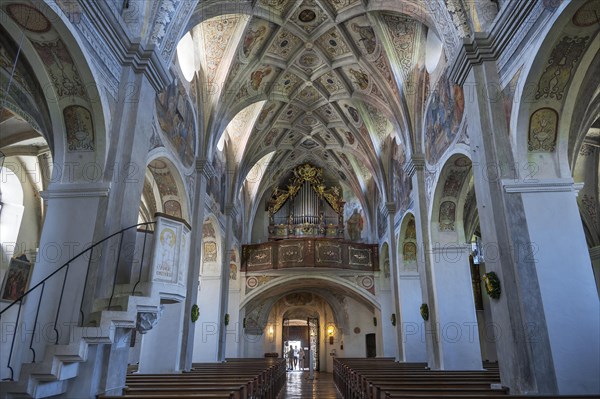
(282, 308, 319, 371)
(240, 276, 381, 372)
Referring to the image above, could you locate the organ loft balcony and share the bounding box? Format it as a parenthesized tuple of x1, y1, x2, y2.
(242, 164, 379, 274)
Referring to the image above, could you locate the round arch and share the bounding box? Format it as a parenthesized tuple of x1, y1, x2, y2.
(428, 148, 472, 242)
(146, 155, 191, 223)
(2, 1, 109, 177)
(240, 274, 380, 312)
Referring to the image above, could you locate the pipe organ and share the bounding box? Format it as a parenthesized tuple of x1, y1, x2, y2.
(267, 164, 345, 240)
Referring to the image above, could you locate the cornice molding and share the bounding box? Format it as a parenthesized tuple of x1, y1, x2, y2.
(78, 1, 170, 92)
(502, 178, 580, 194)
(40, 182, 110, 199)
(430, 244, 471, 255)
(448, 0, 540, 85)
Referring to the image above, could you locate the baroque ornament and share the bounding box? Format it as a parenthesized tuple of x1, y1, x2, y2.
(483, 272, 501, 299)
(536, 36, 590, 100)
(420, 303, 429, 321)
(268, 164, 345, 216)
(528, 108, 558, 152)
(191, 304, 199, 323)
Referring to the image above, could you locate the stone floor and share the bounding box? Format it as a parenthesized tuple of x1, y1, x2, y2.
(280, 370, 342, 398)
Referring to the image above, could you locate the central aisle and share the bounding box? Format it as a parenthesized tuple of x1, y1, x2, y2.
(280, 371, 342, 399)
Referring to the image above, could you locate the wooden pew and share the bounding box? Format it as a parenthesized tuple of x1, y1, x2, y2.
(333, 358, 599, 399)
(98, 358, 285, 399)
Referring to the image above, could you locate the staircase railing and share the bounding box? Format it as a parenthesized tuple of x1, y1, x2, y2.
(0, 222, 155, 381)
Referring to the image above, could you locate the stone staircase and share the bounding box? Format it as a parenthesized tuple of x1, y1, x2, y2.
(1, 294, 160, 399)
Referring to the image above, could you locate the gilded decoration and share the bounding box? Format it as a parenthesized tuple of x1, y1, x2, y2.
(247, 247, 272, 268)
(316, 242, 342, 264)
(348, 247, 372, 269)
(279, 243, 304, 265)
(268, 164, 345, 216)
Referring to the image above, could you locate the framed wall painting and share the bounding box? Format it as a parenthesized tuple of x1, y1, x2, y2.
(1, 256, 33, 302)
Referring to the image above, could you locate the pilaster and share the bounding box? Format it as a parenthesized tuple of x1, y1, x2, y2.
(180, 159, 212, 370)
(410, 154, 442, 369)
(217, 203, 238, 361)
(384, 202, 403, 361)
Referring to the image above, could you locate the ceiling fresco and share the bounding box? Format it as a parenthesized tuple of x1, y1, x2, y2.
(179, 0, 461, 231)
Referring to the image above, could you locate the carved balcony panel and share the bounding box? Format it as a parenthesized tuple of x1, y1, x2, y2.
(242, 238, 379, 272)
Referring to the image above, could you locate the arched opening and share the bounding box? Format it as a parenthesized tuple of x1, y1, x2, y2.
(239, 276, 381, 372)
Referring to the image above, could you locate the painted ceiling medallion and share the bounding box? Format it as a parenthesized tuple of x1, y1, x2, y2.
(6, 4, 52, 33)
(298, 9, 316, 23)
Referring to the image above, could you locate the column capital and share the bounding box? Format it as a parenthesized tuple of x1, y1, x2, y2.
(225, 203, 238, 219)
(411, 154, 426, 171)
(403, 160, 416, 178)
(196, 159, 215, 179)
(384, 202, 396, 218)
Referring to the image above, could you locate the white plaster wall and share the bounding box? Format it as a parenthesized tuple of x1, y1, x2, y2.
(378, 288, 396, 357)
(242, 334, 265, 358)
(337, 296, 378, 359)
(398, 274, 427, 362)
(138, 301, 184, 373)
(225, 287, 241, 358)
(193, 277, 221, 362)
(521, 190, 600, 394)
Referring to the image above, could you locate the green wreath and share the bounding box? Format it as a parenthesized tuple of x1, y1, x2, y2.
(420, 303, 429, 321)
(224, 313, 230, 326)
(191, 304, 199, 323)
(483, 272, 501, 299)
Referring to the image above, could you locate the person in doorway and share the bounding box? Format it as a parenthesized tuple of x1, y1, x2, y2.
(299, 347, 305, 370)
(293, 346, 298, 370)
(287, 345, 295, 371)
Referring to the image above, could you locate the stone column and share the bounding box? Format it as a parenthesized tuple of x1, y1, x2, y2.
(82, 69, 158, 319)
(217, 203, 237, 362)
(502, 179, 600, 393)
(430, 244, 482, 370)
(11, 183, 110, 378)
(180, 159, 213, 370)
(464, 59, 599, 394)
(409, 155, 442, 369)
(384, 202, 403, 361)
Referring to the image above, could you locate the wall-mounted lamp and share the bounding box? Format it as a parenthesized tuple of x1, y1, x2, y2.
(268, 325, 274, 336)
(327, 325, 335, 345)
